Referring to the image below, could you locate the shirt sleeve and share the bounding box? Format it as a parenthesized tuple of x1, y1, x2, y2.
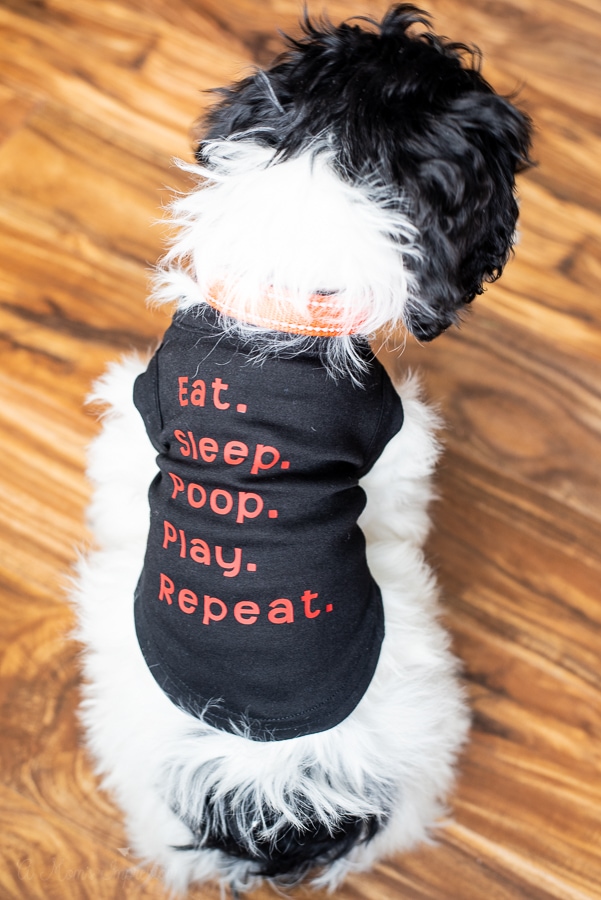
(133, 349, 165, 453)
(361, 363, 404, 474)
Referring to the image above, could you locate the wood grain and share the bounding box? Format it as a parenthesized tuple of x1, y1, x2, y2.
(1, 0, 601, 898)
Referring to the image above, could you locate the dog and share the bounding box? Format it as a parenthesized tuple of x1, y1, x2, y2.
(72, 4, 532, 894)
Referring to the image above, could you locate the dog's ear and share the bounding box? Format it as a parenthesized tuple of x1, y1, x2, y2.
(403, 91, 533, 341)
(194, 71, 287, 162)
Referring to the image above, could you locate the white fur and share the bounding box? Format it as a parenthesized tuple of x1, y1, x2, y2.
(153, 140, 423, 365)
(72, 358, 469, 894)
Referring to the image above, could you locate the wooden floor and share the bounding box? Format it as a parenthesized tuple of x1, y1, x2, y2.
(1, 0, 601, 897)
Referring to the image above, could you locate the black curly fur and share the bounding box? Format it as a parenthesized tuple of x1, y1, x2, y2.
(174, 788, 385, 883)
(196, 3, 533, 340)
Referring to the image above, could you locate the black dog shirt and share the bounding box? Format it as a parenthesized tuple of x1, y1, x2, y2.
(134, 308, 404, 740)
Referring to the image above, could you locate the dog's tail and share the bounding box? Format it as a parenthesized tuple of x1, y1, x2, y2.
(165, 752, 390, 888)
(173, 789, 384, 884)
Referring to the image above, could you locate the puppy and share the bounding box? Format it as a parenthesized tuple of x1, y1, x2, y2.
(72, 4, 532, 893)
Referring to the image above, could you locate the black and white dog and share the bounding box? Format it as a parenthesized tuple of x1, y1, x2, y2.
(73, 5, 531, 893)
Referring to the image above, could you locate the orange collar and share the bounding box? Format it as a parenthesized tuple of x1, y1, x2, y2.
(206, 286, 365, 337)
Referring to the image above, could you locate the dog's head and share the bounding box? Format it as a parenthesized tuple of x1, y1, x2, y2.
(161, 4, 532, 357)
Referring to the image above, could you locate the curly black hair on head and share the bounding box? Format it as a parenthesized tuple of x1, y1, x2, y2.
(197, 4, 533, 341)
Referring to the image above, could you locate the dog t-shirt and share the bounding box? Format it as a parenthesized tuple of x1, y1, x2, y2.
(133, 308, 404, 740)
